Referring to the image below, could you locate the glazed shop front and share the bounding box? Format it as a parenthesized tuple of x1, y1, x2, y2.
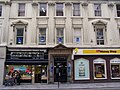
(5, 48, 48, 83)
(73, 49, 120, 82)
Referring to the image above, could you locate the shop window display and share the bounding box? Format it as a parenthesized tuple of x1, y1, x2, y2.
(5, 65, 32, 82)
(110, 58, 120, 79)
(74, 58, 90, 80)
(94, 59, 107, 79)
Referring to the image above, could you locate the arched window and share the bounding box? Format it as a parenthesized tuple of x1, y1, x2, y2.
(74, 58, 90, 80)
(93, 58, 107, 79)
(110, 58, 120, 79)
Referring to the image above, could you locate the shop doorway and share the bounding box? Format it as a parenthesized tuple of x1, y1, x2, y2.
(54, 57, 67, 82)
(35, 65, 47, 83)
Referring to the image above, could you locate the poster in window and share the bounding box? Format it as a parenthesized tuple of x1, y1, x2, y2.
(79, 62, 85, 76)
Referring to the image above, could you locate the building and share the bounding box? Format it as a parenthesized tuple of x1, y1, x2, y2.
(0, 0, 120, 85)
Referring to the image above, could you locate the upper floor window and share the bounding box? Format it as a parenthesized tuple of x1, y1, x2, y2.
(94, 3, 101, 16)
(0, 5, 2, 16)
(74, 28, 81, 44)
(39, 3, 47, 16)
(96, 28, 105, 45)
(39, 28, 46, 45)
(18, 3, 25, 16)
(116, 4, 120, 17)
(56, 3, 63, 16)
(73, 3, 80, 16)
(16, 27, 25, 44)
(56, 28, 64, 44)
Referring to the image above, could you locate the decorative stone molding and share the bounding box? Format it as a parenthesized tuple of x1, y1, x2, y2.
(11, 20, 28, 26)
(65, 2, 71, 6)
(48, 2, 55, 6)
(32, 2, 38, 6)
(82, 2, 88, 7)
(5, 1, 11, 6)
(108, 3, 114, 7)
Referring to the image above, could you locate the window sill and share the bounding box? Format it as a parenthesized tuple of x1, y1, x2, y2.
(36, 16, 49, 19)
(115, 17, 120, 19)
(54, 16, 66, 19)
(0, 17, 4, 19)
(88, 17, 110, 19)
(71, 16, 83, 19)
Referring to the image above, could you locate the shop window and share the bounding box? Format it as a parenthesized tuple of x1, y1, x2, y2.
(94, 3, 101, 16)
(56, 28, 64, 44)
(116, 4, 120, 17)
(39, 3, 47, 16)
(110, 58, 120, 79)
(93, 58, 107, 79)
(18, 3, 25, 16)
(74, 58, 90, 80)
(74, 28, 81, 44)
(56, 3, 63, 16)
(39, 28, 46, 45)
(73, 3, 80, 16)
(5, 65, 32, 82)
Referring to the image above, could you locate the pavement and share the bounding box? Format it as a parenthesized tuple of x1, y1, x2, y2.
(0, 82, 120, 90)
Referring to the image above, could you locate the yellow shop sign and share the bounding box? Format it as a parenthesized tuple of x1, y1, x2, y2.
(83, 50, 120, 54)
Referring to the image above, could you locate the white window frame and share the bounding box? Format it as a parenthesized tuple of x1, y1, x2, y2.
(94, 25, 106, 45)
(15, 26, 25, 45)
(110, 58, 120, 79)
(39, 3, 48, 16)
(55, 3, 65, 16)
(38, 28, 47, 45)
(94, 3, 101, 16)
(18, 3, 25, 16)
(93, 58, 107, 79)
(73, 28, 81, 44)
(72, 3, 80, 16)
(55, 28, 65, 44)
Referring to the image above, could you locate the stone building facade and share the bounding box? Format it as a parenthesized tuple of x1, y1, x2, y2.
(0, 0, 120, 85)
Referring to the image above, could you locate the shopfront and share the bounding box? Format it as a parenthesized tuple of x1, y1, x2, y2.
(5, 48, 48, 83)
(73, 49, 120, 82)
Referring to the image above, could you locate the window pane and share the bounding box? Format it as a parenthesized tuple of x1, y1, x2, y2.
(56, 28, 64, 44)
(111, 65, 120, 78)
(17, 28, 24, 36)
(0, 5, 2, 16)
(94, 4, 101, 16)
(73, 3, 80, 16)
(94, 64, 105, 78)
(16, 28, 24, 44)
(116, 4, 120, 17)
(96, 28, 104, 45)
(16, 37, 23, 44)
(111, 59, 120, 79)
(40, 3, 47, 16)
(74, 59, 90, 80)
(56, 3, 63, 16)
(39, 28, 46, 45)
(18, 3, 25, 16)
(74, 28, 81, 44)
